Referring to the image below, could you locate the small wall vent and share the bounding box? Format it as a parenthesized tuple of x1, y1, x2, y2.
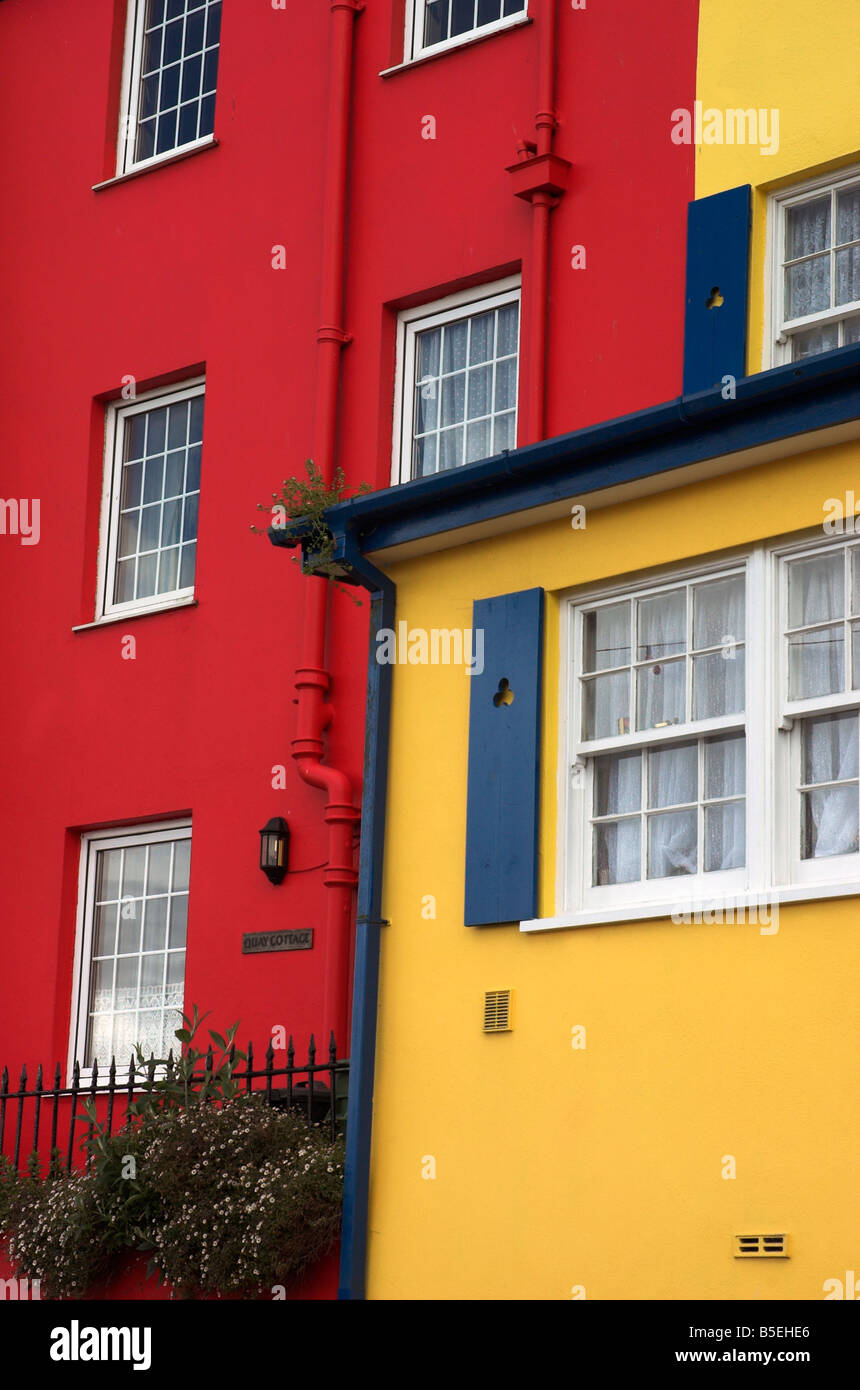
(733, 1233, 789, 1259)
(483, 990, 512, 1033)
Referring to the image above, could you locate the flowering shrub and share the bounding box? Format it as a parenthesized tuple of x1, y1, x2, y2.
(0, 1010, 344, 1298)
(138, 1097, 343, 1296)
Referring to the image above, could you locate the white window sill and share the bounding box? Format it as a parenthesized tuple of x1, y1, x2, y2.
(73, 597, 198, 631)
(520, 880, 860, 933)
(381, 14, 531, 77)
(93, 137, 218, 191)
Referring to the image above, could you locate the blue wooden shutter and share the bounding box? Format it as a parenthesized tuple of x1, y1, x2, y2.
(464, 588, 544, 927)
(683, 184, 751, 395)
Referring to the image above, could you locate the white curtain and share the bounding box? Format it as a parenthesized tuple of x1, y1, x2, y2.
(647, 743, 697, 877)
(804, 715, 859, 857)
(788, 554, 844, 697)
(785, 197, 830, 319)
(693, 577, 745, 718)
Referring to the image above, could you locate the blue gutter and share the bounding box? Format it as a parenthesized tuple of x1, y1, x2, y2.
(323, 344, 860, 555)
(270, 343, 860, 1299)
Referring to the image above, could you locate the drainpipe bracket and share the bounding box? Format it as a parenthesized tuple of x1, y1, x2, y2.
(316, 324, 353, 347)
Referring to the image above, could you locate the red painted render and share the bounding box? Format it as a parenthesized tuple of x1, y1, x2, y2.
(0, 0, 697, 1298)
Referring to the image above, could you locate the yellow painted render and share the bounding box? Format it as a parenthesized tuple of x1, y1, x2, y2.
(695, 0, 860, 374)
(366, 442, 860, 1299)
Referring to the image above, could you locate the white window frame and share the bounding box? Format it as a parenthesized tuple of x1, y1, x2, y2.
(117, 0, 220, 177)
(391, 276, 521, 486)
(773, 534, 860, 888)
(69, 820, 191, 1086)
(96, 376, 204, 622)
(562, 554, 761, 921)
(767, 165, 860, 368)
(547, 532, 860, 933)
(405, 0, 528, 63)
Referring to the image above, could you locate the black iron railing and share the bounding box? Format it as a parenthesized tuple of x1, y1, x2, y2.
(0, 1033, 347, 1176)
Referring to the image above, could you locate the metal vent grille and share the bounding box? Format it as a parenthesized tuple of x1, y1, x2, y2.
(733, 1233, 789, 1258)
(483, 990, 512, 1032)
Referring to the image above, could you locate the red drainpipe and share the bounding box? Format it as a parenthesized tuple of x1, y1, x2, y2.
(293, 0, 362, 1047)
(506, 0, 569, 445)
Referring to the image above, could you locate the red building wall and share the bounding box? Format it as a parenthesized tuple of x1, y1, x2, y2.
(0, 0, 697, 1297)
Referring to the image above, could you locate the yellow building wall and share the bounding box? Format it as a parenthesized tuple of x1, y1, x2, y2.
(366, 441, 860, 1299)
(695, 0, 860, 372)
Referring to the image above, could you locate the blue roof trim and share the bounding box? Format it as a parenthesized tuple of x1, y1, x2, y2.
(320, 346, 860, 557)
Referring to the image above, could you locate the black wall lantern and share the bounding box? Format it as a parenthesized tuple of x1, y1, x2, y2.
(259, 816, 289, 885)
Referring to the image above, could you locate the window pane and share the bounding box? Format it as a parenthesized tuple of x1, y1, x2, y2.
(96, 849, 122, 902)
(423, 0, 447, 45)
(836, 187, 860, 246)
(853, 622, 860, 689)
(172, 838, 191, 890)
(494, 357, 517, 412)
(705, 734, 745, 800)
(467, 365, 491, 419)
(477, 0, 503, 22)
(116, 955, 140, 1009)
(802, 787, 859, 858)
(441, 373, 466, 426)
(469, 312, 494, 364)
(451, 0, 474, 37)
(137, 552, 158, 598)
(637, 590, 685, 661)
(648, 742, 697, 809)
(87, 1015, 113, 1067)
(705, 801, 745, 871)
(594, 819, 640, 886)
(594, 751, 641, 817)
(118, 903, 142, 956)
(802, 712, 859, 785)
(413, 434, 438, 478)
(122, 847, 146, 898)
(785, 254, 830, 319)
(843, 318, 860, 345)
(168, 895, 188, 949)
(437, 427, 462, 470)
(124, 414, 146, 460)
(93, 905, 117, 958)
(647, 810, 697, 878)
(583, 603, 630, 673)
(142, 896, 168, 952)
(836, 245, 860, 306)
(417, 327, 441, 381)
(636, 657, 685, 730)
(415, 381, 439, 434)
(115, 559, 136, 604)
(179, 542, 197, 588)
(692, 648, 745, 719)
(148, 842, 172, 895)
(785, 197, 830, 259)
(121, 461, 143, 509)
(492, 412, 515, 453)
(90, 958, 114, 1014)
(791, 322, 839, 359)
(788, 552, 844, 627)
(497, 303, 518, 355)
(583, 671, 629, 740)
(788, 625, 844, 699)
(465, 419, 491, 463)
(693, 576, 744, 651)
(442, 320, 468, 373)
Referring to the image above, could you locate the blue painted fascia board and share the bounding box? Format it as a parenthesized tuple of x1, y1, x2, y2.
(323, 346, 860, 556)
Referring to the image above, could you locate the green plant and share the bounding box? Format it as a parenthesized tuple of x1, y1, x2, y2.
(0, 1008, 344, 1299)
(251, 458, 371, 600)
